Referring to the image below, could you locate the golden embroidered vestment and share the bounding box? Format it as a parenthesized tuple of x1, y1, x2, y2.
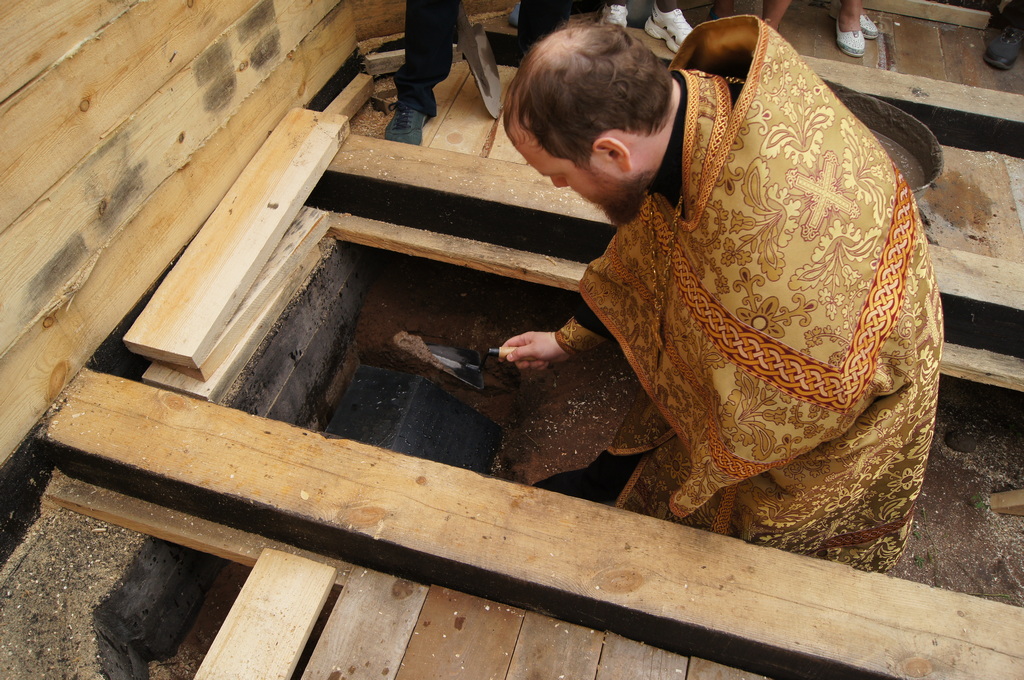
(571, 17, 943, 572)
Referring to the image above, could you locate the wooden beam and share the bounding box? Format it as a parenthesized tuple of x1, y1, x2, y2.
(325, 213, 585, 290)
(990, 489, 1024, 516)
(0, 3, 357, 466)
(46, 473, 355, 576)
(141, 246, 322, 402)
(805, 56, 1024, 158)
(194, 548, 336, 680)
(42, 370, 1024, 680)
(0, 0, 344, 358)
(940, 344, 1024, 392)
(123, 110, 347, 378)
(860, 0, 990, 28)
(323, 73, 374, 119)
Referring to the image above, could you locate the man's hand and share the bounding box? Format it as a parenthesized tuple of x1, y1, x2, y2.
(500, 331, 570, 370)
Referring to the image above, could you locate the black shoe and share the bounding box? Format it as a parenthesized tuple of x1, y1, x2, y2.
(384, 102, 428, 145)
(984, 26, 1024, 70)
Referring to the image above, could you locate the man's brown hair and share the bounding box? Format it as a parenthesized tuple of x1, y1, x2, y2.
(504, 17, 674, 167)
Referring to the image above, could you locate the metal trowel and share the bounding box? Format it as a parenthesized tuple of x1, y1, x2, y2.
(456, 2, 501, 119)
(425, 344, 512, 389)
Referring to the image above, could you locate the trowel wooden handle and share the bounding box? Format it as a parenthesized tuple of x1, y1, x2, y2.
(488, 346, 517, 361)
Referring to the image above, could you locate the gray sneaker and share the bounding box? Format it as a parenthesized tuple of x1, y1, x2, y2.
(385, 102, 428, 145)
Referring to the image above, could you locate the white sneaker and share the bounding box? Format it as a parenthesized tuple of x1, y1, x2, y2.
(836, 21, 865, 57)
(860, 14, 879, 40)
(601, 3, 628, 26)
(645, 7, 693, 52)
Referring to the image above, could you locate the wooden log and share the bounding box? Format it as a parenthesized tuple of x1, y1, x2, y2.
(325, 213, 585, 291)
(142, 246, 321, 402)
(123, 110, 347, 378)
(194, 548, 337, 680)
(300, 568, 428, 680)
(396, 587, 523, 680)
(0, 1, 357, 466)
(0, 0, 266, 234)
(596, 633, 690, 679)
(990, 489, 1024, 516)
(0, 0, 135, 104)
(43, 370, 1024, 680)
(505, 612, 603, 680)
(0, 0, 342, 358)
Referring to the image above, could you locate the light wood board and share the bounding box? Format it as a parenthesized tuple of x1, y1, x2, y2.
(596, 633, 690, 679)
(44, 370, 1024, 680)
(505, 612, 604, 680)
(990, 489, 1024, 516)
(194, 548, 336, 680)
(141, 246, 322, 401)
(124, 109, 347, 376)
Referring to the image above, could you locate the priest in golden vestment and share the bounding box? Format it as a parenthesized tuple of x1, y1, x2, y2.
(500, 16, 943, 572)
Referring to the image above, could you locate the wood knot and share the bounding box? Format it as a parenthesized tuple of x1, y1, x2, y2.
(901, 657, 934, 678)
(344, 505, 387, 527)
(593, 567, 644, 594)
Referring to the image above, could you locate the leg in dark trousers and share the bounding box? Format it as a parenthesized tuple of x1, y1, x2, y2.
(534, 451, 643, 503)
(393, 0, 461, 117)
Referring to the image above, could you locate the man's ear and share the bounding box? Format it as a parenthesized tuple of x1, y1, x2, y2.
(592, 135, 633, 174)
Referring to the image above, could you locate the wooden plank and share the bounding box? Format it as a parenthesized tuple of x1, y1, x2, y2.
(45, 473, 355, 576)
(123, 110, 347, 377)
(428, 64, 497, 156)
(688, 656, 774, 679)
(990, 489, 1024, 516)
(506, 612, 603, 680)
(862, 0, 990, 28)
(301, 568, 428, 680)
(44, 370, 1024, 680)
(325, 213, 585, 291)
(940, 345, 1024, 392)
(0, 0, 262, 234)
(195, 206, 329, 380)
(929, 244, 1024, 310)
(141, 246, 321, 402)
(0, 0, 343, 359)
(0, 1, 357, 466)
(194, 548, 337, 680)
(420, 62, 471, 148)
(888, 14, 948, 81)
(395, 587, 523, 680)
(596, 633, 689, 679)
(0, 0, 135, 103)
(919, 148, 1024, 263)
(487, 68, 528, 164)
(323, 73, 374, 119)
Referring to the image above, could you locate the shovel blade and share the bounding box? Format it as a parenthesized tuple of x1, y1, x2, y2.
(425, 343, 485, 389)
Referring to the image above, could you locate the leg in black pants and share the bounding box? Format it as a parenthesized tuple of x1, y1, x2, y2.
(534, 451, 643, 503)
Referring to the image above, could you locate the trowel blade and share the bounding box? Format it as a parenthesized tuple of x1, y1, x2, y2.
(456, 2, 501, 119)
(425, 342, 485, 390)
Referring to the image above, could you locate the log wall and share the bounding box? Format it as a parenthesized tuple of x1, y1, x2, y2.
(0, 0, 359, 477)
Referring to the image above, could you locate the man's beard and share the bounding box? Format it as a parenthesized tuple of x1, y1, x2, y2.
(591, 168, 657, 225)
